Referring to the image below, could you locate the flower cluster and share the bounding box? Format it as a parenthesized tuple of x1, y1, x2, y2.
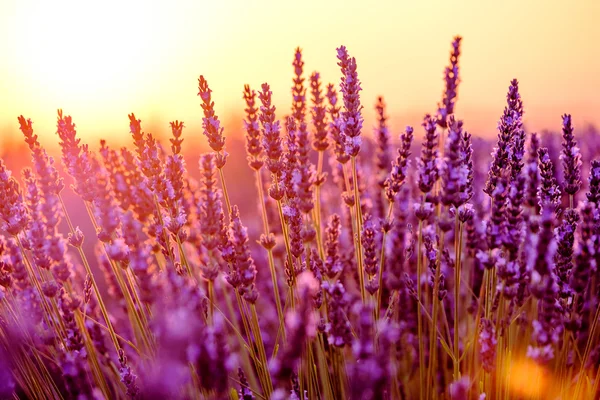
(0, 38, 598, 400)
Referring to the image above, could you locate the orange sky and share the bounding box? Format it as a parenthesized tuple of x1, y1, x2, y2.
(1, 0, 599, 149)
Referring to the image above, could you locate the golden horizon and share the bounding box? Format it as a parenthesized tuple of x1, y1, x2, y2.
(1, 0, 599, 147)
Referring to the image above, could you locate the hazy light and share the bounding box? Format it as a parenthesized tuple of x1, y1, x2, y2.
(506, 358, 547, 397)
(0, 0, 599, 145)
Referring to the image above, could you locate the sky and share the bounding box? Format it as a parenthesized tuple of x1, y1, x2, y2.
(0, 0, 599, 148)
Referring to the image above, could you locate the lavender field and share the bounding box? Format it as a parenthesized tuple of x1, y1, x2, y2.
(0, 37, 599, 400)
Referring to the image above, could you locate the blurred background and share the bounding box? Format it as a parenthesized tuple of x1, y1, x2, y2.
(0, 0, 599, 161)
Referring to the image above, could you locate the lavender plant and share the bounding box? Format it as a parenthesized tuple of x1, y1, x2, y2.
(0, 37, 598, 400)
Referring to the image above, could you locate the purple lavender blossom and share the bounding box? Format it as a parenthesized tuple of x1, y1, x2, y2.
(292, 47, 306, 124)
(448, 376, 471, 400)
(375, 96, 391, 190)
(479, 318, 497, 372)
(322, 280, 353, 347)
(362, 215, 379, 294)
(526, 133, 541, 211)
(118, 349, 140, 398)
(554, 208, 579, 298)
(560, 114, 581, 198)
(461, 130, 475, 209)
(417, 114, 439, 196)
(324, 214, 343, 279)
(311, 72, 329, 152)
(484, 79, 523, 196)
(226, 205, 259, 303)
(259, 83, 284, 176)
(337, 46, 363, 157)
(587, 160, 600, 206)
(294, 122, 315, 213)
(243, 85, 264, 171)
(198, 75, 227, 156)
(385, 126, 414, 203)
(238, 368, 255, 400)
(198, 153, 227, 253)
(441, 116, 470, 207)
(437, 36, 462, 128)
(349, 305, 399, 400)
(56, 110, 96, 202)
(270, 271, 318, 382)
(537, 147, 562, 210)
(18, 116, 64, 230)
(528, 205, 563, 364)
(327, 83, 349, 164)
(0, 159, 29, 235)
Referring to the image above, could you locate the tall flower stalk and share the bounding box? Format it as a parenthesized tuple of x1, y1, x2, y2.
(198, 75, 232, 215)
(242, 84, 285, 342)
(337, 45, 366, 303)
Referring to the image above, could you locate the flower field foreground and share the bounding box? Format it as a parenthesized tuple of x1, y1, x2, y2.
(0, 38, 599, 400)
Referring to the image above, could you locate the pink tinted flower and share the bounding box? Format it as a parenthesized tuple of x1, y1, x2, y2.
(336, 46, 363, 157)
(243, 85, 264, 170)
(227, 206, 258, 303)
(375, 96, 391, 193)
(560, 114, 581, 197)
(327, 83, 349, 164)
(310, 72, 328, 152)
(291, 47, 306, 123)
(56, 110, 96, 201)
(259, 83, 283, 175)
(484, 80, 523, 197)
(198, 75, 226, 155)
(169, 120, 185, 155)
(385, 126, 414, 202)
(437, 36, 462, 128)
(417, 114, 439, 195)
(198, 153, 227, 252)
(479, 318, 497, 372)
(0, 160, 29, 235)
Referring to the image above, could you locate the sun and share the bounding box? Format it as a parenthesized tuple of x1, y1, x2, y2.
(8, 0, 165, 110)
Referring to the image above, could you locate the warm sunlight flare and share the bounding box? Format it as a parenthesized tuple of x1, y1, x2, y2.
(506, 358, 547, 397)
(15, 1, 157, 101)
(6, 0, 173, 116)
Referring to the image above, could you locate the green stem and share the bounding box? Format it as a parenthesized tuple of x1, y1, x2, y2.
(351, 156, 366, 303)
(453, 215, 463, 379)
(218, 162, 232, 216)
(417, 219, 425, 400)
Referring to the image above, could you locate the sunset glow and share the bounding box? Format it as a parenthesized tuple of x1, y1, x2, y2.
(506, 358, 547, 397)
(1, 0, 599, 145)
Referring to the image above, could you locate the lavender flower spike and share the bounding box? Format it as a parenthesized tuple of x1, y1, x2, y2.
(375, 96, 391, 188)
(537, 148, 561, 210)
(437, 36, 462, 128)
(337, 46, 363, 157)
(484, 79, 523, 196)
(292, 47, 306, 124)
(441, 116, 470, 207)
(0, 159, 29, 235)
(243, 85, 264, 171)
(417, 114, 439, 195)
(560, 114, 581, 199)
(227, 205, 259, 303)
(384, 126, 414, 203)
(587, 159, 600, 206)
(310, 72, 328, 152)
(259, 83, 284, 176)
(198, 75, 228, 167)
